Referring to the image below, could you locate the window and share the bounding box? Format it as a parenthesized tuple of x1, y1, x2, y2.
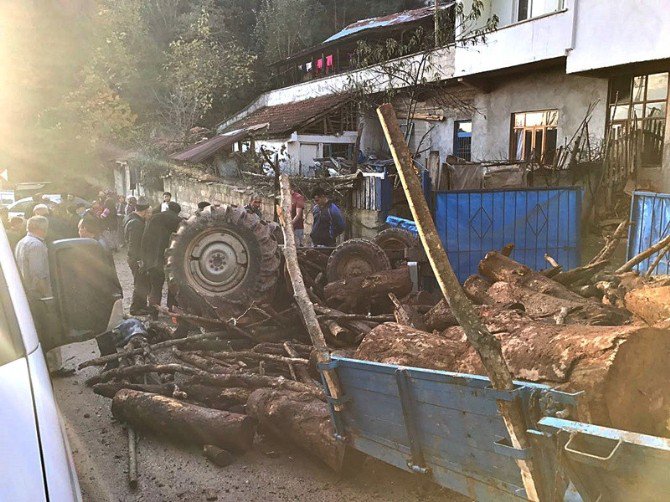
(453, 120, 472, 161)
(517, 0, 564, 22)
(511, 110, 558, 164)
(608, 72, 668, 167)
(323, 143, 353, 160)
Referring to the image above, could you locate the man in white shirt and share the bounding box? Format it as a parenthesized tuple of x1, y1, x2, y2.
(15, 216, 68, 376)
(160, 192, 172, 212)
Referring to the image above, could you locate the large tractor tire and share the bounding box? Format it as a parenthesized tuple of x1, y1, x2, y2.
(373, 227, 419, 268)
(326, 238, 390, 283)
(166, 205, 281, 318)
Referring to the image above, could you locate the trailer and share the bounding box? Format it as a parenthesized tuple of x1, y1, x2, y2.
(319, 356, 670, 501)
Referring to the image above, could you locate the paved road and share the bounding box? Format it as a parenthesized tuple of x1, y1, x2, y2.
(52, 251, 464, 501)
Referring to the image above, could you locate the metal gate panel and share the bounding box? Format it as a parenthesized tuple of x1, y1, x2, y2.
(434, 187, 582, 282)
(627, 191, 670, 275)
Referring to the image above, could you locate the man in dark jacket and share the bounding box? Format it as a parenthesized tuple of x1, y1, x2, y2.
(310, 188, 345, 247)
(141, 201, 182, 311)
(124, 196, 151, 315)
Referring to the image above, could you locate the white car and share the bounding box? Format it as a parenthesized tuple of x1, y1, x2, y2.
(0, 223, 122, 500)
(8, 194, 90, 219)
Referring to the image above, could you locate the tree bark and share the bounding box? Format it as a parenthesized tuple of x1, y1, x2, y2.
(111, 390, 256, 451)
(423, 299, 458, 331)
(323, 267, 413, 313)
(479, 251, 586, 302)
(624, 285, 670, 326)
(486, 281, 630, 325)
(355, 318, 670, 437)
(463, 275, 494, 304)
(246, 388, 344, 471)
(552, 260, 609, 286)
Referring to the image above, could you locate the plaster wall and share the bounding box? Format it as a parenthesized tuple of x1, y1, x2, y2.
(566, 0, 670, 74)
(470, 68, 608, 161)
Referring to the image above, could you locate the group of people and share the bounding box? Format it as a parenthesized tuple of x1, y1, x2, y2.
(124, 192, 183, 316)
(243, 188, 345, 247)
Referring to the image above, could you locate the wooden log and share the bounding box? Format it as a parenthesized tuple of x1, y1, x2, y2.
(278, 174, 344, 410)
(552, 260, 609, 286)
(203, 445, 235, 467)
(479, 251, 585, 302)
(589, 220, 629, 265)
(323, 267, 413, 313)
(355, 318, 670, 437)
(180, 384, 251, 410)
(111, 390, 256, 451)
(78, 330, 236, 370)
(246, 388, 344, 471)
(172, 349, 232, 374)
(463, 275, 494, 305)
(93, 382, 177, 399)
(314, 304, 381, 334)
(87, 363, 208, 387)
(616, 233, 670, 274)
(378, 103, 542, 500)
(486, 281, 630, 326)
(624, 285, 670, 326)
(284, 342, 320, 389)
(423, 299, 458, 331)
(191, 372, 325, 401)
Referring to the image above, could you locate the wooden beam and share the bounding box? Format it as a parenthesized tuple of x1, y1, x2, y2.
(376, 103, 542, 502)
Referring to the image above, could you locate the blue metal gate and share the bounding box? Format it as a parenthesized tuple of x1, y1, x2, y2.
(627, 191, 670, 275)
(434, 187, 582, 282)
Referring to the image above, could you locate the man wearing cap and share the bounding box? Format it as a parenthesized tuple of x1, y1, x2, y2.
(124, 196, 151, 315)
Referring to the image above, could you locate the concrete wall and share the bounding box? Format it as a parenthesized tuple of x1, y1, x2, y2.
(471, 67, 608, 161)
(567, 0, 670, 74)
(455, 5, 573, 77)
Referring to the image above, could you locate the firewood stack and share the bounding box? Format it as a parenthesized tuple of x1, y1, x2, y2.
(80, 222, 670, 487)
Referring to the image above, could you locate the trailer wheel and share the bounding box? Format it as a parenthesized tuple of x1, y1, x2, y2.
(166, 205, 280, 316)
(373, 227, 419, 268)
(326, 238, 390, 283)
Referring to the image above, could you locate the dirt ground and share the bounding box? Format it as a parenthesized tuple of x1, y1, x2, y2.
(52, 251, 466, 502)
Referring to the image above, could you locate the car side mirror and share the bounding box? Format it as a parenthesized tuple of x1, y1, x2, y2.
(44, 238, 123, 350)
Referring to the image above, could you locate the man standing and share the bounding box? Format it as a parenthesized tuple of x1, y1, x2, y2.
(141, 201, 182, 312)
(245, 193, 263, 219)
(160, 192, 172, 212)
(124, 196, 151, 315)
(310, 188, 345, 247)
(291, 189, 306, 246)
(15, 216, 67, 376)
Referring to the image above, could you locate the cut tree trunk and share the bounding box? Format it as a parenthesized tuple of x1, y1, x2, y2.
(624, 285, 670, 326)
(324, 267, 412, 313)
(486, 281, 630, 326)
(111, 390, 256, 451)
(463, 275, 494, 305)
(246, 388, 344, 471)
(93, 382, 176, 399)
(354, 318, 670, 437)
(423, 299, 458, 331)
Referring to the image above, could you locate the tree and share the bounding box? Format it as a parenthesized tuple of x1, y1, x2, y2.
(159, 8, 256, 141)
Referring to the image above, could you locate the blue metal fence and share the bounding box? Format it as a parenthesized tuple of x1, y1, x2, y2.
(434, 187, 582, 282)
(627, 191, 670, 275)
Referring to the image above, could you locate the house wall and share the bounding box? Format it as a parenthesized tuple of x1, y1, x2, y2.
(566, 0, 670, 74)
(470, 67, 608, 161)
(455, 4, 574, 77)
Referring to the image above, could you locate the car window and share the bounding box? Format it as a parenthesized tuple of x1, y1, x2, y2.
(0, 265, 25, 367)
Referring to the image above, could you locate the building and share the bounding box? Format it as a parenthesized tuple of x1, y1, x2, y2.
(174, 1, 670, 195)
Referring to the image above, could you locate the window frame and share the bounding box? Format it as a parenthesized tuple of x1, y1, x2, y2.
(510, 109, 559, 164)
(453, 120, 473, 161)
(608, 72, 669, 168)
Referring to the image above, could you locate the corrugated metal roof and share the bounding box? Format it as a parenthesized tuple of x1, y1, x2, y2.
(323, 4, 453, 44)
(171, 124, 267, 163)
(220, 93, 352, 137)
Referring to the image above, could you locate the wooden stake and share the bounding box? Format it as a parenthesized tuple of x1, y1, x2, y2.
(278, 174, 345, 410)
(377, 103, 542, 501)
(128, 427, 138, 489)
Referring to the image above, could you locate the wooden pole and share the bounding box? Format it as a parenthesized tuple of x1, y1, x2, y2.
(278, 174, 344, 410)
(377, 103, 542, 501)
